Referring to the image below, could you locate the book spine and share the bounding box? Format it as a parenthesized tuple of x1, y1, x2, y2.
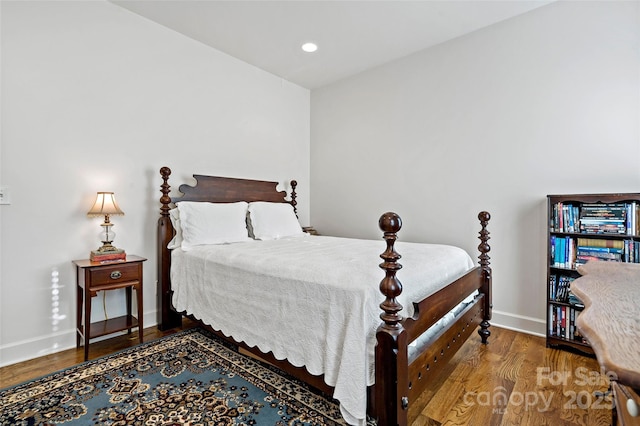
(570, 308, 575, 340)
(558, 202, 563, 232)
(575, 245, 623, 253)
(575, 250, 621, 260)
(577, 238, 625, 249)
(90, 252, 127, 261)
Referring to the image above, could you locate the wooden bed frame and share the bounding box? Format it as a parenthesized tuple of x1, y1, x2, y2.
(157, 166, 492, 426)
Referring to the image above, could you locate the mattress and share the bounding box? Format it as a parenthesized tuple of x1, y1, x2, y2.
(170, 234, 475, 425)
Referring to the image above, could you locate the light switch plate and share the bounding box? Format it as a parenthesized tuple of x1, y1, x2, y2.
(0, 186, 11, 205)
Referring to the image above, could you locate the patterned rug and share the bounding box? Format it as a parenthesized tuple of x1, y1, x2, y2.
(0, 328, 349, 425)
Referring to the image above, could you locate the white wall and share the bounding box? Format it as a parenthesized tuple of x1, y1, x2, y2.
(311, 1, 640, 335)
(2, 0, 638, 368)
(0, 1, 310, 366)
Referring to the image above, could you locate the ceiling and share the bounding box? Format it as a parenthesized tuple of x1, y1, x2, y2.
(112, 0, 553, 90)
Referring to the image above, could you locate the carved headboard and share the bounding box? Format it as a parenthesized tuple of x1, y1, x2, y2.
(157, 166, 297, 329)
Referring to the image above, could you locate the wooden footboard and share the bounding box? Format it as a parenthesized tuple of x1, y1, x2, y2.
(375, 212, 491, 426)
(157, 167, 492, 426)
(406, 297, 485, 406)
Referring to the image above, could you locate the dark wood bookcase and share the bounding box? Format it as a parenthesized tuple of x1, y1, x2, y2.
(546, 193, 640, 354)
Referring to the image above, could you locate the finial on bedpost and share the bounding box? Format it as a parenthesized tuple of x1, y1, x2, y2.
(160, 167, 172, 217)
(477, 211, 492, 344)
(478, 211, 491, 273)
(290, 180, 298, 216)
(378, 212, 404, 327)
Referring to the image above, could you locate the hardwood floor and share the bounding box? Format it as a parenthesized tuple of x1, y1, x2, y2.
(410, 327, 611, 426)
(0, 323, 611, 426)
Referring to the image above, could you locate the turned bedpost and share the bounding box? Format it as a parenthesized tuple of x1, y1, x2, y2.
(477, 211, 492, 344)
(157, 167, 181, 330)
(290, 180, 298, 216)
(375, 212, 409, 426)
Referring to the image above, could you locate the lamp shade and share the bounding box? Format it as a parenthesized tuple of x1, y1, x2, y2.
(87, 192, 124, 217)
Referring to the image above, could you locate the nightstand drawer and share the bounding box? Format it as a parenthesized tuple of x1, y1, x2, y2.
(89, 263, 140, 287)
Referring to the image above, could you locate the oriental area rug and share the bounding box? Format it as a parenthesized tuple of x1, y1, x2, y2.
(0, 328, 351, 425)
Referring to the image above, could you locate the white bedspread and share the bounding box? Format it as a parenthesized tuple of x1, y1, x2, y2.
(171, 235, 474, 425)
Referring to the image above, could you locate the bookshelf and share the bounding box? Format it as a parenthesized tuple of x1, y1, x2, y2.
(546, 193, 640, 355)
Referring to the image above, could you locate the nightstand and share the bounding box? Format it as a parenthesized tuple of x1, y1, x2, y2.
(73, 255, 146, 360)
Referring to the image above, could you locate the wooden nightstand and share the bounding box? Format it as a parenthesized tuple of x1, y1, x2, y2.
(73, 255, 146, 360)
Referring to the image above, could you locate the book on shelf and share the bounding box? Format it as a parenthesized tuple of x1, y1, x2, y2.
(579, 222, 626, 235)
(550, 203, 580, 233)
(551, 202, 639, 235)
(574, 238, 639, 265)
(628, 202, 638, 236)
(552, 236, 640, 268)
(549, 274, 576, 303)
(576, 249, 622, 260)
(548, 304, 586, 343)
(550, 236, 576, 269)
(576, 255, 621, 266)
(576, 245, 624, 254)
(577, 238, 624, 249)
(558, 276, 571, 302)
(580, 203, 627, 219)
(568, 291, 584, 308)
(580, 203, 626, 234)
(623, 239, 639, 263)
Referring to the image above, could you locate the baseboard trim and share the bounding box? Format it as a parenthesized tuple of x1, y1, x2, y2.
(0, 310, 158, 368)
(490, 309, 546, 337)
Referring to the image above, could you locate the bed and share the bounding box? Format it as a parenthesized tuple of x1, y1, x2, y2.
(156, 166, 492, 426)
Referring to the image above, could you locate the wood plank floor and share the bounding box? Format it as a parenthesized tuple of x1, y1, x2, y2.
(0, 322, 612, 425)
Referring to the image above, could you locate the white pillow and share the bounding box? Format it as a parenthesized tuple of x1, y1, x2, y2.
(177, 201, 250, 250)
(167, 207, 183, 249)
(247, 202, 303, 240)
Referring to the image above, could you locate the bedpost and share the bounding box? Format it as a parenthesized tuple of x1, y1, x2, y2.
(157, 167, 182, 331)
(290, 180, 298, 216)
(477, 211, 492, 344)
(375, 212, 409, 426)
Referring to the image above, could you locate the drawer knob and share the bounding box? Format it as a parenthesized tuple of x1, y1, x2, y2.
(110, 270, 122, 280)
(628, 398, 639, 417)
(617, 382, 639, 417)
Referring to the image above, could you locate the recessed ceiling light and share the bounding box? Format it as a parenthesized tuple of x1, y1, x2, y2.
(301, 42, 318, 53)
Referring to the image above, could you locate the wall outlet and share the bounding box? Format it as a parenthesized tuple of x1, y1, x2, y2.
(0, 187, 11, 205)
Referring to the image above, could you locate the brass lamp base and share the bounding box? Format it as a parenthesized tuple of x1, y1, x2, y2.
(94, 243, 123, 253)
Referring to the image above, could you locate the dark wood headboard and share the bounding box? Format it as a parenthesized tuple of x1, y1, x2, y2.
(157, 166, 298, 329)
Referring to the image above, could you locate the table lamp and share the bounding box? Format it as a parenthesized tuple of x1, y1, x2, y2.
(87, 192, 125, 260)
